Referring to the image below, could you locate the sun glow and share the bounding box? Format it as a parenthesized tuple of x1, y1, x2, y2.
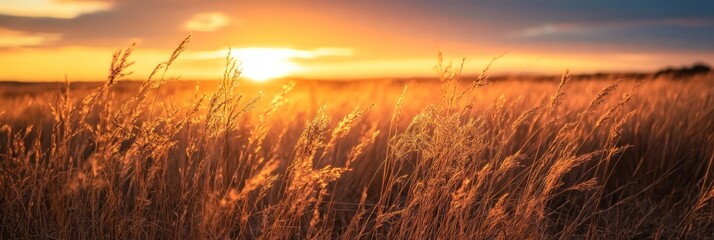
(234, 49, 301, 82)
(194, 47, 353, 82)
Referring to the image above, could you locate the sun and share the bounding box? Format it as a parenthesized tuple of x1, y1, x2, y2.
(238, 55, 299, 82)
(231, 48, 303, 82)
(192, 47, 352, 82)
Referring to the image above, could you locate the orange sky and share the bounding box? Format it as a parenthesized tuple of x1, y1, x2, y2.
(1, 1, 713, 82)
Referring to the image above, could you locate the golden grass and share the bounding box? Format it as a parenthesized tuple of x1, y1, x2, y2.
(1, 38, 713, 239)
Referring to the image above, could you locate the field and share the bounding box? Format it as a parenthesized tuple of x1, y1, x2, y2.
(1, 45, 713, 239)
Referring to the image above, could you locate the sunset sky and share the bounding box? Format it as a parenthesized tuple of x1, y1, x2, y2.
(1, 0, 713, 81)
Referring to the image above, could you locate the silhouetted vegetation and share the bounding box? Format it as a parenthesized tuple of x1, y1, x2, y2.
(655, 62, 712, 79)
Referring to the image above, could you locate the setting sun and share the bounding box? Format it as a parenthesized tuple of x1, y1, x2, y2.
(192, 47, 353, 82)
(232, 48, 301, 82)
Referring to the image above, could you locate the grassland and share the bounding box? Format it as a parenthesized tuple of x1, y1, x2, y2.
(1, 40, 713, 239)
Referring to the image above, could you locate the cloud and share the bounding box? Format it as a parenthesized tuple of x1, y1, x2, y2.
(0, 0, 208, 48)
(183, 12, 230, 32)
(0, 0, 113, 19)
(0, 0, 712, 57)
(0, 28, 60, 47)
(516, 24, 585, 37)
(190, 47, 354, 60)
(516, 18, 714, 38)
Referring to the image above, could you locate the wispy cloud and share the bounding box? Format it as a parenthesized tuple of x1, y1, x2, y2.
(191, 47, 354, 60)
(516, 18, 714, 37)
(516, 24, 585, 37)
(0, 28, 60, 47)
(0, 0, 113, 19)
(183, 12, 230, 32)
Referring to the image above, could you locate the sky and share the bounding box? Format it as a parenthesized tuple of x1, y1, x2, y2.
(1, 0, 713, 81)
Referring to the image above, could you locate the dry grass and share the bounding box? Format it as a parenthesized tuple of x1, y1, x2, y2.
(1, 39, 713, 239)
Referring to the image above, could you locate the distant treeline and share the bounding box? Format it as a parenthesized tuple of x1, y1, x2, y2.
(504, 62, 713, 82)
(653, 62, 711, 79)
